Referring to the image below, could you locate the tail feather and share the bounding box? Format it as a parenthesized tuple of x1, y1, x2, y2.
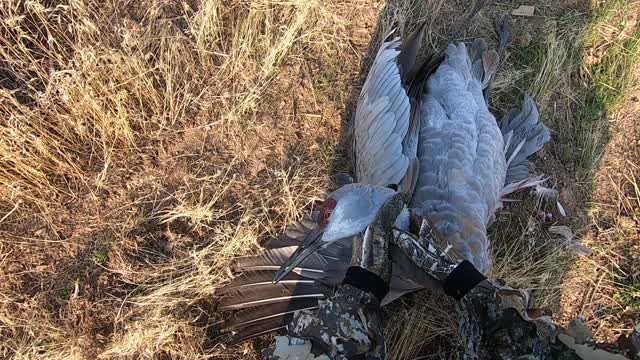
(231, 247, 305, 272)
(500, 175, 547, 198)
(217, 281, 330, 311)
(215, 217, 345, 343)
(381, 246, 441, 305)
(231, 247, 326, 280)
(215, 258, 332, 344)
(501, 95, 550, 187)
(467, 38, 499, 89)
(215, 270, 312, 296)
(397, 22, 428, 85)
(225, 317, 290, 344)
(219, 299, 319, 333)
(230, 245, 348, 281)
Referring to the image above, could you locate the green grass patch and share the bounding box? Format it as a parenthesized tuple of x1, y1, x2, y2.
(93, 247, 110, 265)
(574, 2, 640, 172)
(585, 30, 640, 115)
(54, 288, 71, 302)
(615, 278, 640, 312)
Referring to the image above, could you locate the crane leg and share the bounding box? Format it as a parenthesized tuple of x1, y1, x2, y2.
(484, 15, 512, 104)
(495, 15, 512, 64)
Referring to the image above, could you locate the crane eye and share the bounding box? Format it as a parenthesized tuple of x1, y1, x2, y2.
(319, 198, 337, 228)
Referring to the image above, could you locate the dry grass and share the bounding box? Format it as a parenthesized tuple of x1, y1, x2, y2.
(0, 0, 354, 358)
(558, 0, 640, 342)
(0, 0, 638, 359)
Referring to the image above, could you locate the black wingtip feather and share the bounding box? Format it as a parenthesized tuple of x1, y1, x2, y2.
(215, 271, 309, 296)
(230, 247, 296, 273)
(398, 21, 429, 86)
(226, 317, 290, 344)
(215, 214, 349, 344)
(216, 282, 329, 311)
(219, 299, 319, 333)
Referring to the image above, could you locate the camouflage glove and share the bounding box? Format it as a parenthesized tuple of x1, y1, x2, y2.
(392, 216, 486, 300)
(392, 215, 637, 359)
(263, 192, 409, 360)
(282, 284, 384, 360)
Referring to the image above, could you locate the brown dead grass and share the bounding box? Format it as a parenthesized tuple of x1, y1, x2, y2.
(559, 89, 640, 342)
(0, 0, 638, 359)
(555, 0, 640, 345)
(0, 0, 358, 358)
(559, 15, 640, 342)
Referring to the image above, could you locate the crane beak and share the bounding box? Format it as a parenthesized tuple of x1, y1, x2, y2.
(272, 228, 324, 284)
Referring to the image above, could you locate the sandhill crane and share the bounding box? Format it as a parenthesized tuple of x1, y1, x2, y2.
(214, 16, 550, 343)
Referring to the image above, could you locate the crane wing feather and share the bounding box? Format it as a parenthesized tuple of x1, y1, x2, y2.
(354, 31, 419, 191)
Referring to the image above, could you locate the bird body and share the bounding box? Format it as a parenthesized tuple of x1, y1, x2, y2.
(215, 19, 550, 343)
(411, 42, 506, 272)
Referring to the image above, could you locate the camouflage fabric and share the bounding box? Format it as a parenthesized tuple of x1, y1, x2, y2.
(263, 284, 384, 360)
(393, 215, 636, 359)
(457, 278, 636, 359)
(291, 283, 384, 360)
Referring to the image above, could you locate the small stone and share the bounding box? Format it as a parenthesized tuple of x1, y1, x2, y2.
(618, 216, 637, 230)
(518, 32, 533, 47)
(545, 212, 553, 222)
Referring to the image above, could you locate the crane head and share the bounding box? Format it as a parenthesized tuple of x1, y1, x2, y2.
(272, 183, 407, 283)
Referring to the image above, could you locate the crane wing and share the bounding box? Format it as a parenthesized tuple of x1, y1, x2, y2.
(353, 26, 429, 192)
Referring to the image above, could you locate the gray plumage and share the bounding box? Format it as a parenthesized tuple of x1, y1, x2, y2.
(215, 19, 550, 343)
(410, 41, 505, 272)
(353, 28, 424, 193)
(501, 94, 551, 185)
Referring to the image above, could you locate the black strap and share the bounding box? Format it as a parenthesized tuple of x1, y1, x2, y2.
(443, 260, 487, 301)
(342, 266, 389, 302)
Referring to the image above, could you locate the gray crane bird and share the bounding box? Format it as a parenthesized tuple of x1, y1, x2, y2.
(213, 16, 550, 343)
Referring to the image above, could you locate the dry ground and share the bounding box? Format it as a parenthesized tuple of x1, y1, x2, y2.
(0, 0, 638, 359)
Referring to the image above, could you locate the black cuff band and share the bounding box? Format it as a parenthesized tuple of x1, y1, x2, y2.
(443, 260, 487, 301)
(342, 266, 389, 302)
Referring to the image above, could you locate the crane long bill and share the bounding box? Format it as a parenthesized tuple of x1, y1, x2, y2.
(272, 228, 324, 284)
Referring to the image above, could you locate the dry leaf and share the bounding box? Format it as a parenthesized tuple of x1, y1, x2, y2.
(482, 51, 499, 87)
(512, 5, 535, 17)
(549, 225, 592, 256)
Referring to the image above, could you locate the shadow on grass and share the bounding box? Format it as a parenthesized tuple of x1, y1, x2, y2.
(325, 0, 640, 357)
